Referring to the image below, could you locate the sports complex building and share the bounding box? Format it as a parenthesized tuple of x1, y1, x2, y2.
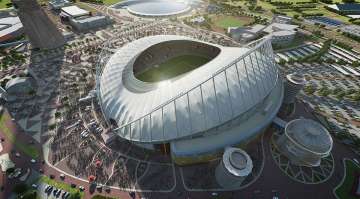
(96, 35, 284, 165)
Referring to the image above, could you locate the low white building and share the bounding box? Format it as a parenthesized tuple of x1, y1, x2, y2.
(60, 5, 90, 18)
(264, 23, 298, 45)
(0, 16, 23, 43)
(49, 0, 71, 10)
(70, 15, 112, 31)
(228, 24, 265, 42)
(263, 23, 298, 34)
(60, 5, 112, 31)
(273, 15, 292, 24)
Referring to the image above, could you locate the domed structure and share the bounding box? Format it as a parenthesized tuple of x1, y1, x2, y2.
(112, 0, 192, 17)
(276, 119, 333, 167)
(97, 35, 283, 164)
(215, 147, 253, 188)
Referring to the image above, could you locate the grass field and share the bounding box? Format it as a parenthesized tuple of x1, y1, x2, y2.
(39, 176, 84, 198)
(335, 159, 360, 199)
(0, 112, 39, 159)
(0, 0, 12, 9)
(136, 55, 210, 82)
(213, 16, 246, 29)
(102, 0, 122, 5)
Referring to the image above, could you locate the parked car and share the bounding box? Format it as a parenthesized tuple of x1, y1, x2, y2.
(56, 190, 62, 198)
(53, 188, 58, 196)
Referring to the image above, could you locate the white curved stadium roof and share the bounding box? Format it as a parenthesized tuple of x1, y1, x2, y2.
(98, 35, 279, 143)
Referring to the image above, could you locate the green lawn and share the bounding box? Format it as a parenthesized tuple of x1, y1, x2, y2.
(213, 16, 245, 29)
(0, 0, 12, 9)
(335, 159, 360, 199)
(136, 55, 210, 82)
(39, 176, 84, 198)
(102, 0, 122, 5)
(0, 113, 39, 159)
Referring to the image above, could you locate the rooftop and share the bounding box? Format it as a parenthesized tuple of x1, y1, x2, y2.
(0, 16, 23, 39)
(285, 119, 333, 154)
(61, 5, 90, 18)
(222, 147, 253, 177)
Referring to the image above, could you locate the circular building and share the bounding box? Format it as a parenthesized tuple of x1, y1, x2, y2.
(112, 0, 192, 17)
(215, 147, 253, 188)
(283, 73, 306, 104)
(97, 35, 283, 165)
(5, 77, 35, 96)
(276, 119, 333, 167)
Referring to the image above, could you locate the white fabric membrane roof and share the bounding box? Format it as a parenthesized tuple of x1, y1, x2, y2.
(98, 35, 278, 143)
(285, 119, 333, 154)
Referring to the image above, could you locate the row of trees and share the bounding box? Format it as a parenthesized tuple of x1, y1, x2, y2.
(304, 85, 360, 101)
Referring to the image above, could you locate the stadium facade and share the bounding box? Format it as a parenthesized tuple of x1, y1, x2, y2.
(97, 35, 283, 165)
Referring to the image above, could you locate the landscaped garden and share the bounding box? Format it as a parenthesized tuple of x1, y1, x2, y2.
(334, 159, 360, 199)
(213, 15, 246, 28)
(206, 14, 254, 33)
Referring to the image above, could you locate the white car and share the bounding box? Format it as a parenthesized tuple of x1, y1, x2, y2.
(30, 159, 36, 163)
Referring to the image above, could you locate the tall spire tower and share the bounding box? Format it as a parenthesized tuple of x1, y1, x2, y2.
(12, 0, 65, 49)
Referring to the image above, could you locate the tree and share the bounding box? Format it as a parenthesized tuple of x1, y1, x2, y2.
(352, 61, 359, 67)
(55, 112, 61, 118)
(12, 183, 28, 194)
(337, 59, 347, 65)
(304, 85, 316, 95)
(22, 190, 37, 199)
(278, 58, 286, 65)
(288, 58, 295, 64)
(69, 192, 81, 199)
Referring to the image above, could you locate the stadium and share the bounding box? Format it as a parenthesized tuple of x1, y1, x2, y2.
(96, 35, 284, 165)
(111, 0, 192, 17)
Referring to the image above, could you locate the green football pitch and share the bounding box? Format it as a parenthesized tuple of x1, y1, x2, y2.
(136, 54, 210, 82)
